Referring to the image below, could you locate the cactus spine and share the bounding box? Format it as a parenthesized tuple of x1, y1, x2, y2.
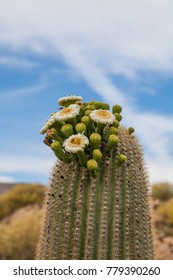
(36, 95, 154, 260)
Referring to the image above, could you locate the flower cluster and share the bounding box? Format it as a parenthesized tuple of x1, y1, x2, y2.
(40, 95, 132, 176)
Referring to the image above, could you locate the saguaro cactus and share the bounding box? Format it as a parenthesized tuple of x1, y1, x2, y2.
(36, 95, 154, 260)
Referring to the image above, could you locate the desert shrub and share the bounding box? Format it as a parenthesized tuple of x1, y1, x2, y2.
(0, 184, 45, 220)
(158, 198, 173, 225)
(0, 206, 42, 260)
(152, 183, 173, 201)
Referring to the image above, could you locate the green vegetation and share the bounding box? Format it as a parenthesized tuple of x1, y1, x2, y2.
(152, 182, 173, 201)
(151, 183, 173, 238)
(0, 206, 42, 260)
(158, 198, 173, 225)
(0, 183, 45, 260)
(0, 184, 45, 220)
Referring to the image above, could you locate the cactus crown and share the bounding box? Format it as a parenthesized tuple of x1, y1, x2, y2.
(40, 95, 134, 176)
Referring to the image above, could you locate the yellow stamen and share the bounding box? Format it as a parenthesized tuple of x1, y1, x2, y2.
(95, 110, 110, 118)
(71, 137, 82, 145)
(59, 107, 73, 115)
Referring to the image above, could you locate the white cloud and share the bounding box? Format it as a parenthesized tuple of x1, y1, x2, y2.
(0, 56, 38, 68)
(1, 0, 173, 74)
(0, 0, 173, 183)
(0, 152, 54, 175)
(0, 82, 50, 100)
(0, 175, 15, 183)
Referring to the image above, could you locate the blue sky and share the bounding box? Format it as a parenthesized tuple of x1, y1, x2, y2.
(0, 0, 173, 184)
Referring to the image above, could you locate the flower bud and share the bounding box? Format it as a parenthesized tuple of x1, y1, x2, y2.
(128, 127, 135, 135)
(85, 105, 95, 110)
(87, 159, 98, 172)
(50, 141, 69, 162)
(91, 101, 109, 110)
(81, 116, 91, 127)
(108, 126, 118, 136)
(47, 128, 63, 143)
(85, 110, 92, 116)
(117, 154, 127, 166)
(112, 104, 122, 114)
(106, 135, 119, 151)
(75, 123, 86, 134)
(89, 133, 102, 149)
(92, 149, 102, 162)
(50, 141, 63, 153)
(61, 124, 74, 138)
(114, 113, 122, 122)
(112, 120, 120, 128)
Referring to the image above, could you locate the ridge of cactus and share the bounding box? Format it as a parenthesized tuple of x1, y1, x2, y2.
(36, 94, 154, 260)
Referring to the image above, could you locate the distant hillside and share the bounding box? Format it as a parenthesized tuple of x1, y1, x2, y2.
(0, 183, 16, 195)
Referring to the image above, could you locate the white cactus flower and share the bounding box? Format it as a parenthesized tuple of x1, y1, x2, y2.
(58, 95, 83, 106)
(90, 109, 115, 125)
(54, 104, 80, 121)
(40, 116, 56, 134)
(63, 133, 89, 153)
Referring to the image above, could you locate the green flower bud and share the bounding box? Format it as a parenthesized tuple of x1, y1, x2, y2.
(114, 113, 122, 122)
(108, 126, 119, 136)
(112, 104, 122, 114)
(50, 141, 70, 163)
(50, 141, 64, 158)
(128, 127, 135, 135)
(91, 101, 110, 110)
(89, 133, 102, 149)
(81, 116, 91, 127)
(85, 105, 95, 110)
(85, 110, 92, 116)
(61, 124, 74, 138)
(83, 102, 90, 107)
(47, 128, 63, 143)
(50, 141, 62, 151)
(106, 135, 119, 151)
(117, 154, 127, 166)
(75, 123, 86, 134)
(92, 149, 102, 162)
(112, 120, 120, 128)
(87, 159, 98, 170)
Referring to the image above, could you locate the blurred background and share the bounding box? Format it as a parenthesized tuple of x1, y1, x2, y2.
(0, 0, 173, 259)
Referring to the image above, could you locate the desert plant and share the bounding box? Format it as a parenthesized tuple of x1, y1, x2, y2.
(152, 183, 173, 201)
(0, 184, 45, 220)
(158, 198, 173, 225)
(36, 95, 154, 260)
(0, 205, 42, 260)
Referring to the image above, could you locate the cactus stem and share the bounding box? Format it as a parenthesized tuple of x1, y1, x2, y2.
(37, 96, 155, 260)
(97, 123, 105, 136)
(118, 166, 126, 259)
(106, 149, 117, 259)
(77, 150, 86, 166)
